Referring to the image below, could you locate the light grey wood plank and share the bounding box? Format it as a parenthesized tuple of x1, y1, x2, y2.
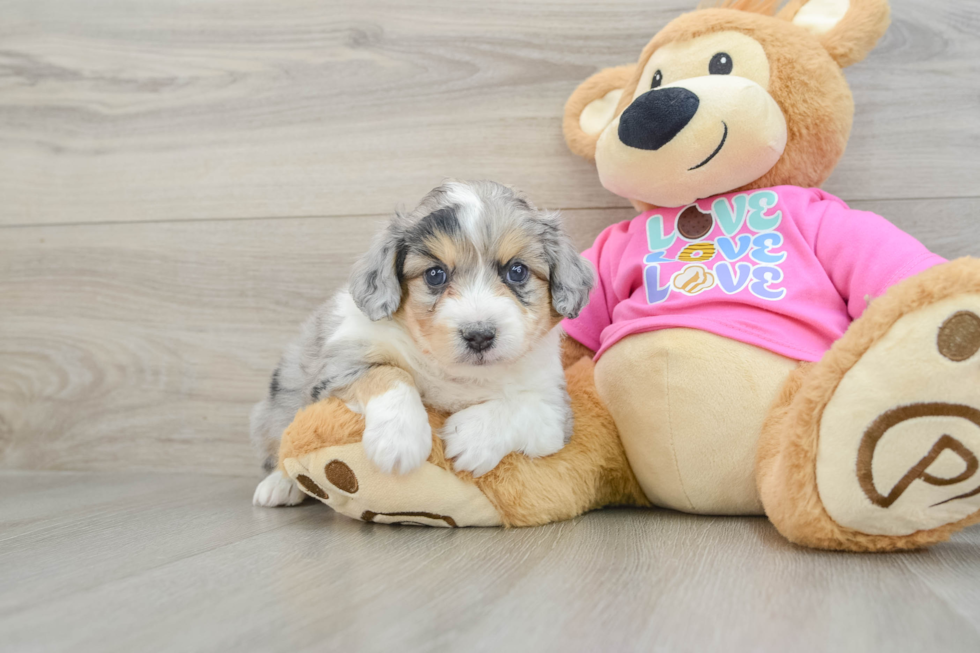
(1, 472, 978, 653)
(0, 0, 977, 226)
(1, 199, 977, 475)
(0, 472, 310, 616)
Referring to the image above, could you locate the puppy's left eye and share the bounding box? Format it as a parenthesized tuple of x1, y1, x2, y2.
(424, 266, 448, 287)
(506, 262, 529, 284)
(709, 52, 733, 75)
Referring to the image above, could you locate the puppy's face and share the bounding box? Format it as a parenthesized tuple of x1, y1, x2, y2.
(350, 181, 594, 373)
(397, 198, 553, 369)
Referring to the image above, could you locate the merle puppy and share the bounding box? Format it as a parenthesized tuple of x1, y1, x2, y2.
(250, 181, 594, 506)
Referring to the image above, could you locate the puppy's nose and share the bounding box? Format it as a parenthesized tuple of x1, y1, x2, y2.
(461, 324, 496, 353)
(618, 87, 700, 151)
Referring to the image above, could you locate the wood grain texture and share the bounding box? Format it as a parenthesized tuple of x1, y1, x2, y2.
(0, 0, 978, 226)
(2, 471, 979, 653)
(2, 199, 978, 475)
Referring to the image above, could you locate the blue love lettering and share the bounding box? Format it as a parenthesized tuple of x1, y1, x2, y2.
(644, 265, 671, 304)
(644, 251, 673, 264)
(646, 215, 676, 251)
(746, 190, 782, 231)
(717, 234, 753, 261)
(750, 232, 787, 264)
(715, 262, 754, 294)
(711, 195, 748, 236)
(750, 265, 786, 300)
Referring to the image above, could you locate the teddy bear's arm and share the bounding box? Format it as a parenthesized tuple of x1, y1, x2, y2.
(808, 200, 947, 320)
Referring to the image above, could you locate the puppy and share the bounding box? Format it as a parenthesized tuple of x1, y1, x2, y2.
(250, 180, 595, 506)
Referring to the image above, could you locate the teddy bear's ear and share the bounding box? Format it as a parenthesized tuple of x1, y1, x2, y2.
(778, 0, 890, 68)
(563, 65, 636, 161)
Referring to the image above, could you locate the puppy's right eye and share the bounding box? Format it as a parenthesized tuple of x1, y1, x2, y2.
(651, 70, 663, 89)
(506, 262, 530, 284)
(424, 266, 448, 287)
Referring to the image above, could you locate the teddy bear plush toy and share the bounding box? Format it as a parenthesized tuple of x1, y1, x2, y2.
(276, 0, 980, 551)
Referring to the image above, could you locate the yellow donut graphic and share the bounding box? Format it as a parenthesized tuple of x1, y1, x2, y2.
(677, 241, 716, 263)
(672, 264, 716, 295)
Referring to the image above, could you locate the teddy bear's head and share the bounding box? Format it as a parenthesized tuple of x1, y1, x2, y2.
(563, 0, 890, 210)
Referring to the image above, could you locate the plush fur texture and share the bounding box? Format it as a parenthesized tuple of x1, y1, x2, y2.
(278, 354, 649, 527)
(563, 65, 636, 162)
(778, 0, 891, 68)
(757, 259, 980, 551)
(572, 10, 857, 209)
(563, 0, 892, 210)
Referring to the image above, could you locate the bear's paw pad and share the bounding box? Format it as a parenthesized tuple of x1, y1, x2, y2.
(281, 443, 502, 528)
(817, 297, 980, 536)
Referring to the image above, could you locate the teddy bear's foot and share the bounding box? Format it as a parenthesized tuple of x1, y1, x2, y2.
(759, 259, 980, 550)
(817, 295, 980, 537)
(281, 443, 502, 528)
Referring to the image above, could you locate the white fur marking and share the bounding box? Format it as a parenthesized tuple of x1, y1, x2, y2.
(440, 328, 570, 477)
(435, 272, 528, 365)
(443, 182, 484, 241)
(442, 394, 568, 477)
(362, 382, 433, 474)
(253, 470, 306, 507)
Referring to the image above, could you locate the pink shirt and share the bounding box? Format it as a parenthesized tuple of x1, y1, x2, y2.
(563, 186, 945, 362)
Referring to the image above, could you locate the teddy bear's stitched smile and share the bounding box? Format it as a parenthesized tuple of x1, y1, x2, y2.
(689, 121, 729, 171)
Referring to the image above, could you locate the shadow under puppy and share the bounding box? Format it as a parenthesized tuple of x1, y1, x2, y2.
(251, 180, 595, 506)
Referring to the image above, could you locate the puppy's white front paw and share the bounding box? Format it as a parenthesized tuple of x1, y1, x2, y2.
(253, 470, 307, 507)
(362, 383, 432, 475)
(441, 403, 512, 477)
(518, 403, 570, 459)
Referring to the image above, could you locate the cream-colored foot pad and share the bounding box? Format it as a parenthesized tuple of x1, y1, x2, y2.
(282, 443, 502, 527)
(817, 297, 980, 535)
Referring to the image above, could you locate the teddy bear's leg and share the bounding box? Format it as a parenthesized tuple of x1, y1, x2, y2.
(757, 258, 980, 551)
(594, 328, 798, 515)
(278, 356, 647, 527)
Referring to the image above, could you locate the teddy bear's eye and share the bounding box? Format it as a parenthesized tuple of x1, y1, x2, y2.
(650, 70, 663, 89)
(709, 52, 733, 75)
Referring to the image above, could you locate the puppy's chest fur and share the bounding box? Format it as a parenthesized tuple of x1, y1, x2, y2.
(327, 293, 564, 414)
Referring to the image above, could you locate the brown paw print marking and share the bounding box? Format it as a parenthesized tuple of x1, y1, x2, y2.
(677, 205, 714, 240)
(361, 510, 458, 527)
(296, 474, 328, 500)
(938, 311, 980, 362)
(325, 460, 358, 494)
(857, 402, 980, 508)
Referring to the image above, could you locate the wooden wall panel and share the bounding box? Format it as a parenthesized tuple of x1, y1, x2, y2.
(0, 0, 977, 226)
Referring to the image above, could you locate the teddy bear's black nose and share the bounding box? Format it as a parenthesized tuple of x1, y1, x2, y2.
(618, 87, 700, 151)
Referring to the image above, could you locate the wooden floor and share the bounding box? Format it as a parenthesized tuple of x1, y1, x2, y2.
(2, 471, 979, 653)
(2, 0, 980, 650)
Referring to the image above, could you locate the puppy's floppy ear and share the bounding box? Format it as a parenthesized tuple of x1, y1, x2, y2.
(563, 64, 636, 162)
(779, 0, 890, 68)
(539, 212, 595, 319)
(349, 219, 403, 321)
